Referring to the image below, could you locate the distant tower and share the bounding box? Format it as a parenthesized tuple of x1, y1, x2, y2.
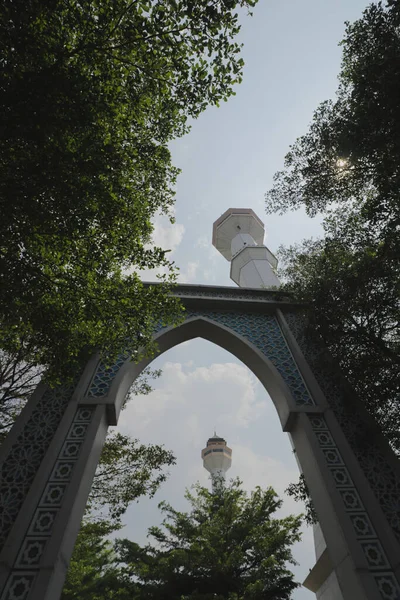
(212, 208, 280, 288)
(202, 433, 232, 489)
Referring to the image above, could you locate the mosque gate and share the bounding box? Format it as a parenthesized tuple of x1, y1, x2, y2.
(0, 285, 399, 600)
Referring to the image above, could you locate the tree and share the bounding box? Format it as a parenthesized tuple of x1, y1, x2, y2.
(277, 207, 400, 452)
(115, 479, 302, 600)
(285, 475, 317, 527)
(265, 1, 400, 452)
(61, 520, 129, 600)
(265, 1, 400, 232)
(88, 431, 175, 526)
(0, 346, 44, 443)
(0, 0, 257, 379)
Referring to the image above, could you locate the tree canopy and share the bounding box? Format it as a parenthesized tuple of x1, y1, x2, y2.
(0, 0, 257, 378)
(89, 429, 175, 526)
(61, 520, 129, 600)
(0, 346, 43, 443)
(113, 479, 302, 600)
(266, 0, 400, 232)
(266, 0, 400, 453)
(277, 207, 399, 452)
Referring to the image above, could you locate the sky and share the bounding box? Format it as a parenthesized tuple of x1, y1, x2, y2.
(113, 1, 372, 597)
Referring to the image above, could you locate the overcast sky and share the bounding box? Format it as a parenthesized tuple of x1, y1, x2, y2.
(114, 1, 372, 597)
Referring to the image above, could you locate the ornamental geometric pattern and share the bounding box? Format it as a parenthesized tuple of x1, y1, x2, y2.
(88, 352, 129, 397)
(374, 574, 400, 600)
(188, 310, 314, 406)
(85, 299, 400, 598)
(175, 287, 293, 303)
(283, 310, 400, 543)
(0, 383, 75, 549)
(0, 406, 95, 600)
(308, 414, 400, 598)
(89, 310, 314, 407)
(0, 573, 36, 600)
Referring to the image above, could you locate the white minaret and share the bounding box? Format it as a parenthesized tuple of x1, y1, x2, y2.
(212, 208, 280, 289)
(202, 433, 232, 490)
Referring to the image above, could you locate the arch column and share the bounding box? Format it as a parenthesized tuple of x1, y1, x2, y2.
(0, 355, 112, 600)
(278, 309, 400, 600)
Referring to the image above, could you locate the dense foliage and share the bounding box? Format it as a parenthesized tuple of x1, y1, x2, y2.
(266, 0, 400, 452)
(0, 0, 257, 377)
(89, 429, 175, 526)
(0, 347, 43, 443)
(63, 479, 302, 600)
(113, 479, 302, 600)
(266, 1, 400, 231)
(62, 520, 130, 600)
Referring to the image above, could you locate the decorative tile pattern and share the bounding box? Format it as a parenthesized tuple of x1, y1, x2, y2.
(374, 573, 400, 600)
(315, 431, 334, 446)
(191, 310, 314, 406)
(0, 288, 399, 599)
(308, 415, 326, 430)
(0, 406, 95, 600)
(309, 414, 398, 596)
(0, 573, 36, 600)
(40, 483, 67, 507)
(0, 383, 76, 548)
(283, 310, 400, 543)
(361, 541, 390, 570)
(15, 540, 47, 568)
(59, 440, 83, 459)
(67, 423, 89, 439)
(339, 489, 363, 511)
(89, 309, 314, 407)
(349, 513, 376, 538)
(85, 294, 400, 597)
(175, 287, 293, 303)
(329, 466, 353, 487)
(28, 510, 58, 536)
(50, 462, 75, 482)
(88, 354, 129, 397)
(75, 407, 94, 422)
(322, 448, 343, 465)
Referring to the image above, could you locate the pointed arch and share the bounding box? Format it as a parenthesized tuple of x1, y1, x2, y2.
(107, 316, 297, 429)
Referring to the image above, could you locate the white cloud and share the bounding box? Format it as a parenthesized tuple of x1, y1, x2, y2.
(202, 268, 218, 283)
(232, 444, 299, 511)
(196, 235, 210, 248)
(151, 216, 185, 254)
(177, 261, 199, 283)
(139, 213, 185, 281)
(119, 361, 268, 439)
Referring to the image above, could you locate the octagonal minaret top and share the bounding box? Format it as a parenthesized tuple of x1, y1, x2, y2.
(212, 208, 265, 261)
(202, 433, 232, 490)
(212, 208, 280, 289)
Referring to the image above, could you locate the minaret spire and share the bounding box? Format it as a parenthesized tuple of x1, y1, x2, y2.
(201, 433, 232, 491)
(212, 208, 280, 289)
